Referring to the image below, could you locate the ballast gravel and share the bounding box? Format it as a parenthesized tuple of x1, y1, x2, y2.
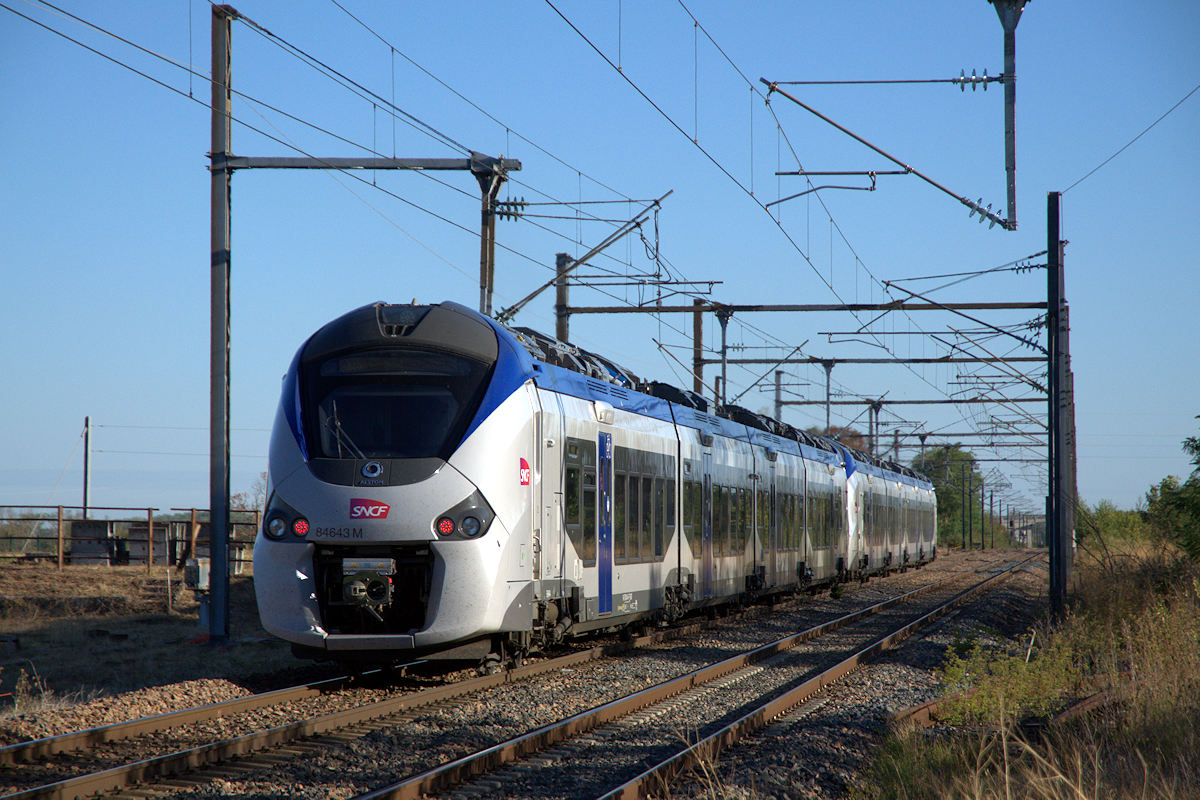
(1, 551, 1046, 800)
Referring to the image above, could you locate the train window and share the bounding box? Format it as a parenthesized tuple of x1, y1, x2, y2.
(582, 465, 596, 564)
(788, 493, 797, 551)
(685, 480, 702, 557)
(307, 347, 491, 460)
(564, 464, 581, 561)
(758, 489, 770, 550)
(653, 478, 665, 557)
(781, 494, 791, 551)
(641, 475, 653, 561)
(627, 475, 641, 560)
(736, 488, 749, 553)
(614, 473, 627, 562)
(796, 492, 806, 551)
(814, 489, 830, 549)
(665, 478, 676, 531)
(565, 437, 597, 565)
(719, 486, 731, 555)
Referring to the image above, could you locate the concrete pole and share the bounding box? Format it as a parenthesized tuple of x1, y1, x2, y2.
(774, 371, 783, 422)
(209, 4, 235, 643)
(82, 416, 91, 518)
(554, 252, 570, 341)
(717, 309, 731, 408)
(960, 464, 967, 548)
(822, 361, 834, 436)
(992, 0, 1025, 229)
(967, 467, 974, 549)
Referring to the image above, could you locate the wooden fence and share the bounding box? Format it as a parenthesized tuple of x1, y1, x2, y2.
(0, 505, 260, 572)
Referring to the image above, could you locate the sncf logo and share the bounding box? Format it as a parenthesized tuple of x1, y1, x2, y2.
(350, 499, 390, 519)
(519, 457, 531, 487)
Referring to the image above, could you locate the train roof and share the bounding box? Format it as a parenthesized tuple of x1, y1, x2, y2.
(478, 305, 932, 485)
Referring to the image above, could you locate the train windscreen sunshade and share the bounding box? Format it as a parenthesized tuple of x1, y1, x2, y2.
(305, 347, 492, 460)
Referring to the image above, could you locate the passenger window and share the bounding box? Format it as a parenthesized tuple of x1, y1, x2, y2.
(641, 475, 653, 561)
(582, 466, 596, 564)
(565, 465, 581, 557)
(614, 473, 626, 562)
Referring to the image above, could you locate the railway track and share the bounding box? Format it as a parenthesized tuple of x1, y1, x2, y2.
(1, 552, 1031, 800)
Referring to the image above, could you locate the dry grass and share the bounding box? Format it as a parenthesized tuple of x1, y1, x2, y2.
(0, 565, 316, 715)
(857, 539, 1200, 800)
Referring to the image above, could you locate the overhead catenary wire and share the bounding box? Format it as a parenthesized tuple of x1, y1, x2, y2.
(1064, 81, 1200, 193)
(27, 1, 1039, 493)
(317, 0, 691, 288)
(3, 1, 693, 356)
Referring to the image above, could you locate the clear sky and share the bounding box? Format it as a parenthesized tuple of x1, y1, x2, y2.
(1, 0, 1197, 516)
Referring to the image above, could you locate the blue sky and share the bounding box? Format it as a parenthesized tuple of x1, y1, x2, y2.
(1, 0, 1197, 516)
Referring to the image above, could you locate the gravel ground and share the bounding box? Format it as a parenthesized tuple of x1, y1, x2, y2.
(1, 550, 1045, 800)
(668, 557, 1048, 799)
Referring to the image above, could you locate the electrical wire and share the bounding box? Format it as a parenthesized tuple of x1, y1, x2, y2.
(1064, 81, 1200, 193)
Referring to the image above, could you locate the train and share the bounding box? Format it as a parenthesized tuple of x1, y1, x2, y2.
(253, 300, 937, 668)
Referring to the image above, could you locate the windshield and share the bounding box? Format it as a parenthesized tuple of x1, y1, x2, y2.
(305, 348, 492, 460)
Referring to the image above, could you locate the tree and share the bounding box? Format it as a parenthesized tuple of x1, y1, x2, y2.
(909, 445, 982, 547)
(1183, 414, 1200, 471)
(231, 471, 267, 513)
(806, 425, 869, 452)
(1144, 475, 1200, 559)
(1143, 416, 1200, 559)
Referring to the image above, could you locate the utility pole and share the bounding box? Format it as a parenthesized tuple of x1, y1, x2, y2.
(991, 491, 996, 548)
(82, 416, 92, 518)
(477, 171, 503, 317)
(822, 360, 834, 436)
(774, 371, 783, 421)
(991, 0, 1027, 230)
(716, 308, 732, 408)
(1047, 190, 1074, 615)
(693, 299, 705, 395)
(208, 5, 520, 643)
(968, 467, 974, 549)
(554, 252, 570, 341)
(960, 464, 967, 548)
(210, 4, 234, 644)
(980, 479, 986, 549)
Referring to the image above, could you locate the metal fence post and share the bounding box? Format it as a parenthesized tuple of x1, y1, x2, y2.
(57, 505, 64, 569)
(147, 507, 154, 572)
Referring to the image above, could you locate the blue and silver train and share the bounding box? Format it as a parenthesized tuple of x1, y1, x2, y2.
(253, 301, 937, 666)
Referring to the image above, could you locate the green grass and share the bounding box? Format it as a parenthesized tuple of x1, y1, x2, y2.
(857, 540, 1200, 800)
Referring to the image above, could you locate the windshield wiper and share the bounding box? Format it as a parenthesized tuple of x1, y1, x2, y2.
(325, 400, 365, 459)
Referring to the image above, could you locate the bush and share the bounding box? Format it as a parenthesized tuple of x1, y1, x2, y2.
(1145, 474, 1200, 560)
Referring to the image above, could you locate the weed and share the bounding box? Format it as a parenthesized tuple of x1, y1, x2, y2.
(859, 539, 1200, 799)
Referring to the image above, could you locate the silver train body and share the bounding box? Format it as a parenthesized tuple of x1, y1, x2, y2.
(253, 301, 937, 663)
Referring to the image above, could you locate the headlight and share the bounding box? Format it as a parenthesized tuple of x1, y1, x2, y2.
(265, 515, 288, 539)
(432, 490, 495, 540)
(292, 518, 310, 537)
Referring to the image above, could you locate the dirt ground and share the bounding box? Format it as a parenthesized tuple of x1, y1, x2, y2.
(0, 564, 335, 709)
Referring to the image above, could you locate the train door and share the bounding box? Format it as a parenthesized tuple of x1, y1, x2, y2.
(538, 398, 564, 585)
(702, 448, 714, 599)
(597, 431, 613, 615)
